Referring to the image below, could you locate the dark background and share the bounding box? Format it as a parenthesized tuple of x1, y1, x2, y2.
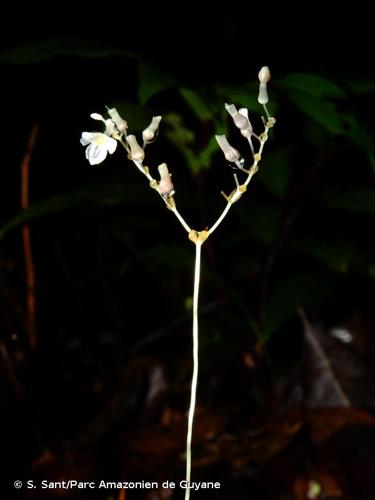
(1, 8, 375, 500)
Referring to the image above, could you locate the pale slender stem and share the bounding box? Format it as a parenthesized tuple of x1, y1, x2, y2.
(244, 164, 259, 187)
(114, 112, 274, 498)
(171, 206, 191, 233)
(133, 159, 153, 182)
(185, 241, 202, 500)
(208, 201, 232, 236)
(119, 139, 191, 233)
(263, 103, 271, 120)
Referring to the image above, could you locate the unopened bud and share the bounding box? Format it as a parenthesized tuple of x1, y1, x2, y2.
(158, 163, 175, 197)
(238, 108, 253, 138)
(258, 82, 269, 104)
(258, 66, 271, 84)
(104, 119, 116, 137)
(142, 116, 162, 143)
(126, 134, 145, 162)
(107, 107, 128, 133)
(225, 103, 250, 130)
(215, 135, 240, 162)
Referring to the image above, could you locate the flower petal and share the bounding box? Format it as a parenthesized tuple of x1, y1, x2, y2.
(86, 143, 107, 165)
(80, 137, 90, 146)
(225, 103, 237, 116)
(105, 136, 117, 154)
(90, 113, 105, 121)
(239, 108, 249, 119)
(81, 132, 100, 143)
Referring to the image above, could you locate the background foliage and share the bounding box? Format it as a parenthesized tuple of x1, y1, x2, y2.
(0, 13, 374, 498)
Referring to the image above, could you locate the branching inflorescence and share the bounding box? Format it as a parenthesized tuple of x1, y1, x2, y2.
(80, 66, 275, 499)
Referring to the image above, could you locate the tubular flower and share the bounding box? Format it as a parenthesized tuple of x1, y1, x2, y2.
(225, 103, 249, 130)
(106, 107, 128, 133)
(258, 66, 271, 84)
(257, 66, 271, 105)
(238, 108, 253, 138)
(142, 116, 162, 143)
(215, 134, 240, 162)
(158, 163, 174, 197)
(126, 134, 145, 162)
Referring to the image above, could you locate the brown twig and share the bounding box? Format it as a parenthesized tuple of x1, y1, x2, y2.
(118, 489, 126, 500)
(21, 123, 39, 349)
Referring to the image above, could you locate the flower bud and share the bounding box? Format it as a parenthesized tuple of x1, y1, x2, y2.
(104, 119, 116, 137)
(238, 108, 253, 138)
(107, 107, 128, 133)
(158, 163, 175, 197)
(215, 135, 240, 162)
(258, 82, 269, 104)
(258, 66, 271, 84)
(142, 116, 162, 143)
(126, 134, 145, 162)
(225, 103, 250, 130)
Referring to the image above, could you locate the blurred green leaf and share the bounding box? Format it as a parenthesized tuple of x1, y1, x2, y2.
(339, 113, 375, 170)
(290, 237, 353, 273)
(215, 82, 278, 124)
(215, 83, 259, 111)
(109, 101, 151, 131)
(340, 112, 367, 143)
(280, 73, 346, 99)
(0, 38, 136, 65)
(197, 136, 220, 171)
(264, 273, 337, 339)
(179, 87, 213, 120)
(0, 179, 155, 240)
(347, 80, 375, 94)
(164, 113, 195, 143)
(163, 112, 220, 173)
(323, 188, 375, 213)
(163, 112, 197, 170)
(138, 62, 177, 104)
(259, 147, 292, 197)
(236, 200, 281, 244)
(289, 91, 348, 135)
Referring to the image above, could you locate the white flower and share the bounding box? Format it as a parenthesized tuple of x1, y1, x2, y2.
(80, 112, 119, 165)
(80, 132, 117, 165)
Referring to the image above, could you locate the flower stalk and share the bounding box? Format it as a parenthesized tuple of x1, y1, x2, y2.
(80, 67, 275, 499)
(185, 240, 202, 500)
